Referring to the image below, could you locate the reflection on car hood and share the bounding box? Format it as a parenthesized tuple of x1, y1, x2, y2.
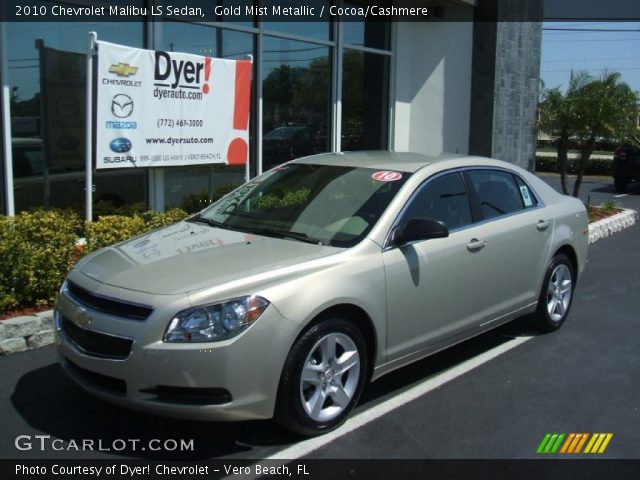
(78, 221, 340, 295)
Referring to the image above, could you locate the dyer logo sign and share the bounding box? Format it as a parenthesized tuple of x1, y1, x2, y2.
(95, 40, 251, 169)
(154, 51, 210, 93)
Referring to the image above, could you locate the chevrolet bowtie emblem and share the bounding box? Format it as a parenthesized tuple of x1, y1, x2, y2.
(109, 63, 138, 77)
(74, 308, 92, 329)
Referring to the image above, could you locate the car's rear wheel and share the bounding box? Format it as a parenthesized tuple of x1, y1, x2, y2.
(275, 318, 367, 436)
(532, 254, 575, 332)
(614, 177, 628, 193)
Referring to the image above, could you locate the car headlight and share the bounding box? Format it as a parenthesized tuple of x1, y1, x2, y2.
(164, 296, 270, 343)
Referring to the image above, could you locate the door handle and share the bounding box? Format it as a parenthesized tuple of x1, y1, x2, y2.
(467, 238, 486, 252)
(536, 220, 549, 231)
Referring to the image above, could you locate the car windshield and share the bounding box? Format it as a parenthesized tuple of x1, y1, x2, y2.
(196, 163, 410, 247)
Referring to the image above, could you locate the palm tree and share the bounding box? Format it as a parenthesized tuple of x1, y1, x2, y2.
(537, 72, 591, 195)
(570, 72, 638, 196)
(537, 71, 637, 197)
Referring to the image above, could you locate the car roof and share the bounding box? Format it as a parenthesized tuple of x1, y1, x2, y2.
(292, 151, 482, 173)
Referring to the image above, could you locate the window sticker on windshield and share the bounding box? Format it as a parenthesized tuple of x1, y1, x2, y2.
(520, 185, 533, 207)
(372, 171, 402, 182)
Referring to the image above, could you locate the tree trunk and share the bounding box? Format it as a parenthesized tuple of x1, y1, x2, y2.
(556, 130, 570, 195)
(573, 133, 597, 198)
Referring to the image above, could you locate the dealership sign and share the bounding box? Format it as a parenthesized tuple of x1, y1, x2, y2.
(95, 40, 251, 169)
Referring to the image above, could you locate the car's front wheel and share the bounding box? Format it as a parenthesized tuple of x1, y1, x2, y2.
(275, 318, 367, 436)
(532, 253, 575, 332)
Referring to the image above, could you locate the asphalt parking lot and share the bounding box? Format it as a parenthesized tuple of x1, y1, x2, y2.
(0, 175, 638, 462)
(539, 173, 640, 212)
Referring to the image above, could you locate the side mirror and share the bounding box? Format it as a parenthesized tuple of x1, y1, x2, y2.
(391, 217, 449, 246)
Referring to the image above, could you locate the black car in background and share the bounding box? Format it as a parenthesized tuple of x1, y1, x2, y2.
(262, 125, 314, 171)
(12, 138, 146, 211)
(613, 146, 640, 192)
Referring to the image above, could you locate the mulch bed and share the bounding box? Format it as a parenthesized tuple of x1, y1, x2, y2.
(587, 207, 622, 223)
(0, 305, 51, 321)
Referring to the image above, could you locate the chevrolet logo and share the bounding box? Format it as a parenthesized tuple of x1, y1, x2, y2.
(73, 308, 92, 329)
(109, 63, 138, 77)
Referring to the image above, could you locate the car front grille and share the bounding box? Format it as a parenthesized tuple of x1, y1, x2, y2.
(61, 315, 134, 360)
(66, 281, 153, 321)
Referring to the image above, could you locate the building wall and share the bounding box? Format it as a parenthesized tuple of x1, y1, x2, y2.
(469, 0, 543, 169)
(393, 5, 475, 156)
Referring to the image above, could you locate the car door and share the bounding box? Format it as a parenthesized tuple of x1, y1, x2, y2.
(383, 171, 485, 362)
(462, 169, 553, 317)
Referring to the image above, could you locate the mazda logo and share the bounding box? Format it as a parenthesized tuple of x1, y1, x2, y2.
(111, 94, 134, 118)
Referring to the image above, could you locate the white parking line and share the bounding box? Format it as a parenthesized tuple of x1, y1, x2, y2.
(265, 335, 533, 460)
(614, 194, 628, 198)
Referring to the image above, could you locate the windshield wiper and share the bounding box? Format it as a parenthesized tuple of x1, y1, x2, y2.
(187, 215, 229, 229)
(251, 228, 324, 245)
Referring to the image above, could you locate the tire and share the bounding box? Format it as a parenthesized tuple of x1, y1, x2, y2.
(614, 178, 628, 193)
(531, 254, 575, 332)
(275, 318, 368, 436)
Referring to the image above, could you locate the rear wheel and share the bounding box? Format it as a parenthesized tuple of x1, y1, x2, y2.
(614, 177, 628, 193)
(275, 318, 367, 436)
(531, 254, 575, 332)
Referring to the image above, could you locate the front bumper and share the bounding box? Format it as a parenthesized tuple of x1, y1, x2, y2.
(55, 274, 299, 422)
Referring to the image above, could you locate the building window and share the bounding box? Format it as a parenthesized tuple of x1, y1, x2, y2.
(262, 36, 331, 171)
(263, 0, 332, 41)
(3, 6, 393, 215)
(6, 1, 146, 214)
(0, 125, 4, 214)
(342, 2, 391, 50)
(156, 21, 254, 211)
(342, 49, 389, 151)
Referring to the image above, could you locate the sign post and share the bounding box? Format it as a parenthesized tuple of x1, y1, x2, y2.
(85, 32, 97, 222)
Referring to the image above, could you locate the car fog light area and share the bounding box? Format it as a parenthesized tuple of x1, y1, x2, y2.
(164, 296, 269, 343)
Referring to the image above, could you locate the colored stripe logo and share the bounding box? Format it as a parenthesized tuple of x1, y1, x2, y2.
(537, 433, 613, 454)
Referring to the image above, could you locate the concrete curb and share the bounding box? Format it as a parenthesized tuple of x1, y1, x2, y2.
(588, 208, 638, 245)
(0, 310, 55, 355)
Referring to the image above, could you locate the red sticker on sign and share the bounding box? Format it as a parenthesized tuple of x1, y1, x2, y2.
(372, 171, 402, 182)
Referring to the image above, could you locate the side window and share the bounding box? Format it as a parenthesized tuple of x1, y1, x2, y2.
(466, 170, 524, 220)
(401, 172, 472, 230)
(514, 175, 539, 209)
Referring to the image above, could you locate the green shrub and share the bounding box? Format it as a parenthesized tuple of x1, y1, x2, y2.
(0, 209, 81, 310)
(534, 156, 612, 176)
(0, 207, 190, 313)
(84, 215, 147, 252)
(140, 208, 189, 230)
(92, 200, 146, 218)
(85, 208, 189, 252)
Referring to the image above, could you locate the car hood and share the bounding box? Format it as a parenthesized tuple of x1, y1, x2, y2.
(77, 221, 340, 295)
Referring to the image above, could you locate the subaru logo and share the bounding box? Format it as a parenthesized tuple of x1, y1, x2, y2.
(110, 137, 132, 153)
(111, 94, 134, 118)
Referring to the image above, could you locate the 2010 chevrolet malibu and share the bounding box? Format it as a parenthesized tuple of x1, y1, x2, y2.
(55, 152, 588, 435)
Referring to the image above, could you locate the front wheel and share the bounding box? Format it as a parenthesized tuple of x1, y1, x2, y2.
(275, 318, 368, 436)
(531, 254, 575, 332)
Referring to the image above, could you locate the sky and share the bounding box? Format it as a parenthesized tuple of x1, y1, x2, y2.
(540, 21, 640, 95)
